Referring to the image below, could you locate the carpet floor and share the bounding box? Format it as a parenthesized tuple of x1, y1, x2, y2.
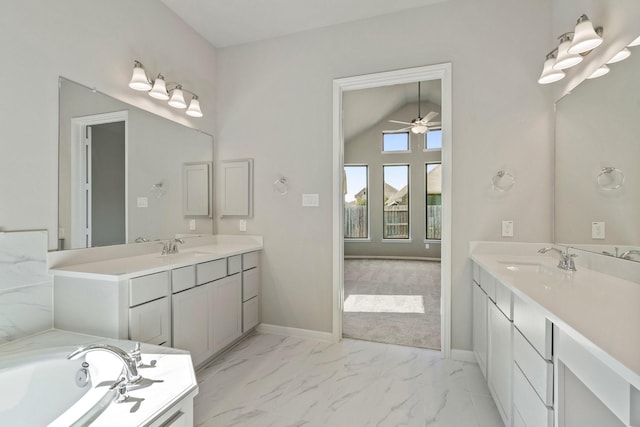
(343, 259, 441, 350)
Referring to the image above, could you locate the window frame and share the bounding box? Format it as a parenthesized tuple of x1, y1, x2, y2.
(382, 131, 411, 154)
(343, 164, 370, 241)
(423, 127, 443, 152)
(425, 161, 442, 242)
(382, 163, 411, 241)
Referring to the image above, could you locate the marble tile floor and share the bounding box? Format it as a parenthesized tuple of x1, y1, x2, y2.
(194, 332, 503, 427)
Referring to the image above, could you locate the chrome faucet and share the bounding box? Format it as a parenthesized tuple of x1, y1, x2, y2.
(619, 249, 640, 260)
(67, 344, 142, 385)
(169, 238, 184, 254)
(538, 247, 577, 271)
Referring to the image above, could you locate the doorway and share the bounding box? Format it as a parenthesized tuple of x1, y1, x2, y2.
(70, 111, 128, 248)
(332, 64, 452, 357)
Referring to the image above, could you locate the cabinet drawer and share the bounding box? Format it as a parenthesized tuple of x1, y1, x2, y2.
(242, 251, 259, 270)
(172, 265, 195, 294)
(129, 297, 170, 346)
(513, 363, 553, 427)
(130, 271, 170, 307)
(479, 268, 496, 302)
(495, 279, 512, 320)
(228, 255, 242, 275)
(243, 296, 259, 332)
(197, 259, 226, 285)
(514, 328, 553, 405)
(513, 294, 552, 360)
(242, 267, 259, 301)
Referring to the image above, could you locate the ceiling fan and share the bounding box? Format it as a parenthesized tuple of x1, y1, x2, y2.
(387, 82, 440, 134)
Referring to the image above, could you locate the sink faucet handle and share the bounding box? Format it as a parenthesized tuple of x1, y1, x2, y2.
(169, 238, 185, 254)
(129, 342, 142, 367)
(157, 241, 170, 255)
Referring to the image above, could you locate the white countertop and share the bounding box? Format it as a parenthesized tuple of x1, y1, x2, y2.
(48, 236, 263, 281)
(0, 329, 197, 426)
(471, 252, 640, 389)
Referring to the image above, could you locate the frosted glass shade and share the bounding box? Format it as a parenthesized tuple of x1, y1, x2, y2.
(587, 64, 609, 79)
(553, 37, 583, 70)
(607, 48, 631, 64)
(568, 16, 602, 54)
(168, 87, 187, 109)
(149, 76, 169, 100)
(628, 35, 640, 47)
(129, 65, 151, 91)
(538, 57, 565, 84)
(411, 123, 428, 134)
(186, 97, 203, 117)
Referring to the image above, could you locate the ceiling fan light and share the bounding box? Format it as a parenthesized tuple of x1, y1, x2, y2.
(553, 34, 583, 70)
(149, 74, 169, 100)
(168, 86, 187, 109)
(538, 55, 565, 84)
(411, 124, 428, 134)
(129, 61, 152, 91)
(186, 96, 203, 117)
(568, 15, 603, 54)
(607, 48, 631, 64)
(587, 64, 609, 79)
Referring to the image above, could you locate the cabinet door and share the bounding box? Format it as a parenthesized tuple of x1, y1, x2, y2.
(220, 160, 253, 217)
(183, 162, 211, 216)
(172, 286, 210, 367)
(473, 282, 488, 379)
(210, 275, 242, 353)
(488, 302, 513, 427)
(129, 297, 170, 346)
(243, 296, 259, 332)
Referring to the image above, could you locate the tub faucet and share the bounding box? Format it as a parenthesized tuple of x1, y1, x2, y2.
(619, 249, 640, 260)
(67, 344, 142, 385)
(538, 247, 577, 271)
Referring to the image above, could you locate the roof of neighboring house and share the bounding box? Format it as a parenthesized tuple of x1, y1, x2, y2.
(427, 164, 441, 194)
(354, 187, 367, 199)
(385, 185, 407, 206)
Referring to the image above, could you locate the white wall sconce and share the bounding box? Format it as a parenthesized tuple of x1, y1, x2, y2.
(538, 14, 604, 84)
(128, 60, 203, 118)
(538, 50, 566, 84)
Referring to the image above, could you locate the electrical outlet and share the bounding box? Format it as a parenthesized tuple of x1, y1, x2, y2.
(189, 220, 196, 231)
(592, 221, 605, 239)
(137, 197, 148, 208)
(302, 194, 320, 207)
(425, 243, 430, 249)
(239, 220, 247, 232)
(502, 220, 514, 237)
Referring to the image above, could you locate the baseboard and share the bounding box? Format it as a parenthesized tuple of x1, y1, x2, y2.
(451, 349, 476, 363)
(256, 323, 334, 342)
(344, 255, 441, 262)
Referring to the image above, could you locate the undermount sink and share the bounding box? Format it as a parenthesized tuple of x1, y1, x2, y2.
(496, 260, 550, 273)
(156, 251, 211, 260)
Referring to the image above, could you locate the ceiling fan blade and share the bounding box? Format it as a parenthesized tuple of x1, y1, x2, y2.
(427, 121, 442, 127)
(423, 111, 439, 122)
(384, 126, 412, 132)
(388, 120, 412, 125)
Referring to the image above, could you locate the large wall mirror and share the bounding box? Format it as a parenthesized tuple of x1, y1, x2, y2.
(555, 37, 640, 261)
(58, 78, 213, 250)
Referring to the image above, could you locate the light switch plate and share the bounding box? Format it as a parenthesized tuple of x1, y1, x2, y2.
(592, 221, 605, 239)
(137, 197, 148, 208)
(189, 219, 196, 231)
(502, 220, 514, 237)
(239, 220, 247, 232)
(302, 194, 320, 207)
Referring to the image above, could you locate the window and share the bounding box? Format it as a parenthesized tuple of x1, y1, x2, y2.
(344, 165, 368, 239)
(383, 165, 409, 239)
(425, 128, 442, 151)
(425, 163, 442, 240)
(383, 132, 409, 152)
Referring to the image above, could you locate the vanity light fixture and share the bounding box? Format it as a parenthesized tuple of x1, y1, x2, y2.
(568, 14, 603, 54)
(628, 35, 640, 47)
(587, 64, 609, 79)
(607, 48, 631, 64)
(538, 50, 566, 84)
(553, 33, 583, 70)
(128, 60, 203, 118)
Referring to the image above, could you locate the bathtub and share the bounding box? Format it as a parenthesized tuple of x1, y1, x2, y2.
(0, 347, 121, 426)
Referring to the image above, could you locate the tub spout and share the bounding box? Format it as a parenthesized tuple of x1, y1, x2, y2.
(67, 344, 141, 384)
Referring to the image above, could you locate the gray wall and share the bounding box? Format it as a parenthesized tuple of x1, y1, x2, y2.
(344, 101, 442, 259)
(215, 0, 555, 351)
(0, 0, 217, 250)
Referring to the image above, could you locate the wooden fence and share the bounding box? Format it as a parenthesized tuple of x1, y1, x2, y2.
(344, 205, 442, 240)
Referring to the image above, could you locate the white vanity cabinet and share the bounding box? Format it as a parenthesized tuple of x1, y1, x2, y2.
(472, 263, 488, 378)
(242, 251, 260, 332)
(128, 271, 171, 346)
(210, 274, 242, 352)
(172, 279, 210, 367)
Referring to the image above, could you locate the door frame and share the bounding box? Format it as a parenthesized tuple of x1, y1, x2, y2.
(332, 63, 453, 358)
(70, 111, 129, 248)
